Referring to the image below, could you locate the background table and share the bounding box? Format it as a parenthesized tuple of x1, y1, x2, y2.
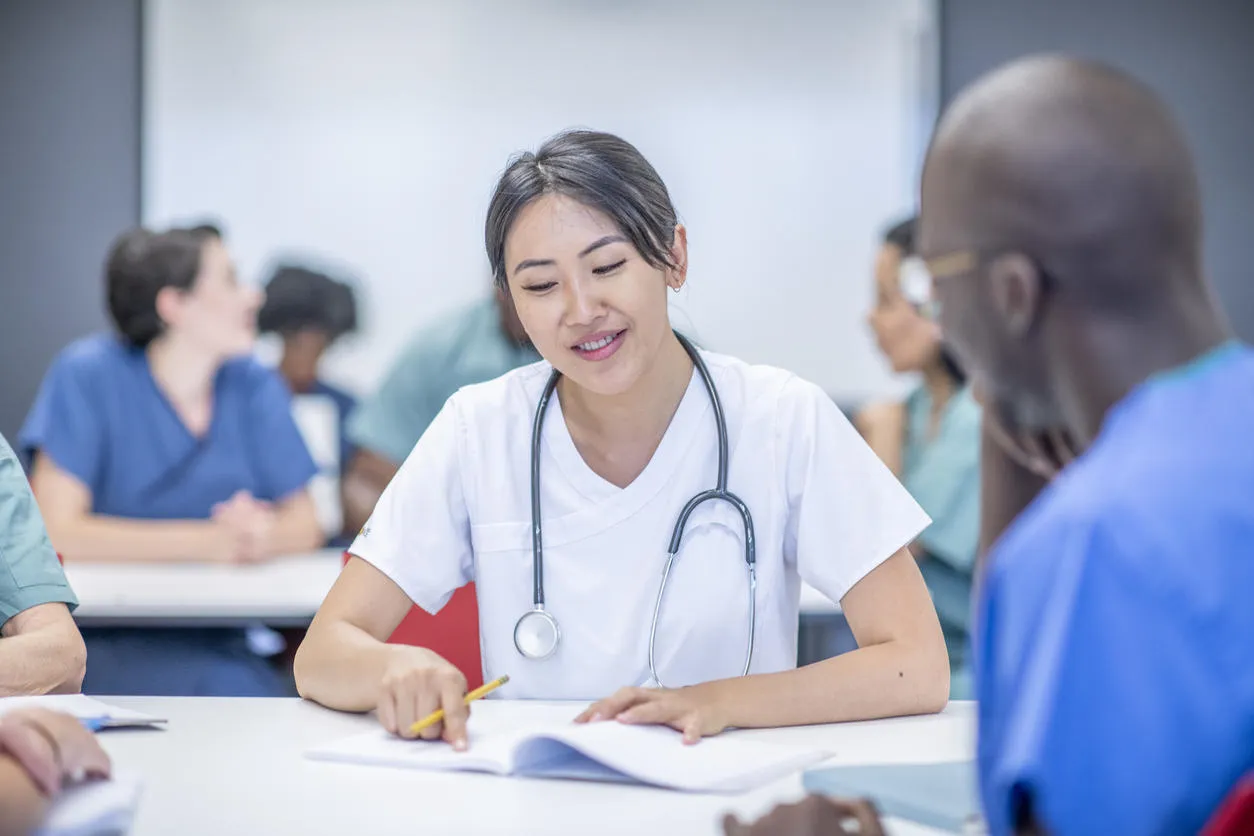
(64, 550, 843, 628)
(64, 550, 346, 628)
(99, 697, 974, 836)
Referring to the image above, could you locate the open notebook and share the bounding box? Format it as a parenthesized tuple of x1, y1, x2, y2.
(308, 719, 828, 794)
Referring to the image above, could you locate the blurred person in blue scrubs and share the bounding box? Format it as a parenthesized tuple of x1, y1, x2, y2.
(258, 264, 359, 546)
(727, 55, 1254, 836)
(857, 216, 980, 698)
(21, 226, 323, 696)
(340, 288, 539, 534)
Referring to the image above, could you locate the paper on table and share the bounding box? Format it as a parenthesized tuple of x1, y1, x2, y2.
(309, 718, 829, 793)
(0, 694, 166, 729)
(33, 770, 144, 836)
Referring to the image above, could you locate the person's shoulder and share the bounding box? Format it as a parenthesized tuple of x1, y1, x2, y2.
(219, 355, 293, 398)
(699, 351, 819, 408)
(989, 441, 1184, 598)
(311, 379, 357, 411)
(52, 332, 137, 378)
(396, 299, 496, 366)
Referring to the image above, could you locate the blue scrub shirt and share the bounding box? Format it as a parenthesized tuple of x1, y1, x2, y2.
(974, 342, 1254, 835)
(20, 333, 318, 696)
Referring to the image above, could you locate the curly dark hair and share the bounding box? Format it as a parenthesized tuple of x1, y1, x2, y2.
(257, 265, 358, 341)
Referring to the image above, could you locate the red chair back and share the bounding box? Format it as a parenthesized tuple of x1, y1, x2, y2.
(1203, 774, 1254, 836)
(341, 553, 483, 689)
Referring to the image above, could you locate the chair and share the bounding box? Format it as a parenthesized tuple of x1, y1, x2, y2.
(1203, 773, 1254, 836)
(340, 553, 484, 689)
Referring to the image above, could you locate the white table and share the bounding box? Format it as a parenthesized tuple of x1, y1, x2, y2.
(64, 549, 841, 627)
(64, 550, 345, 628)
(99, 697, 973, 836)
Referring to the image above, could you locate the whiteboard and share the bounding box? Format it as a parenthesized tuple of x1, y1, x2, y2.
(143, 0, 939, 403)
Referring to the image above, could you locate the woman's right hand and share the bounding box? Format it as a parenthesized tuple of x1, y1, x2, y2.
(0, 709, 112, 795)
(376, 647, 471, 749)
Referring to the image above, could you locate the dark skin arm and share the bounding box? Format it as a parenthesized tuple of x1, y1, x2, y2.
(341, 448, 400, 537)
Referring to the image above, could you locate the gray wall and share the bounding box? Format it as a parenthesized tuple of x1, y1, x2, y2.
(0, 0, 142, 441)
(941, 0, 1254, 342)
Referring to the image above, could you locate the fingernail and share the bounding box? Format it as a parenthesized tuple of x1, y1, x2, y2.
(453, 738, 467, 752)
(588, 712, 602, 722)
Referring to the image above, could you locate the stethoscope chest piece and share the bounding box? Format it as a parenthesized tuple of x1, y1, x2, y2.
(514, 606, 561, 659)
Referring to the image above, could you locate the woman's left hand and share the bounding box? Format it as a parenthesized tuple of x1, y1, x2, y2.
(574, 684, 730, 744)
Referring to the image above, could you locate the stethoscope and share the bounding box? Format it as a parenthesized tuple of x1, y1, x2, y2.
(512, 332, 757, 688)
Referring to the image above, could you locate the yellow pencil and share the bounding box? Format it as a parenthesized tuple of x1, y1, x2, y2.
(408, 675, 510, 736)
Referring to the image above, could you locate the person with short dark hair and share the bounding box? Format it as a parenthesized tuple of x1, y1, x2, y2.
(258, 264, 360, 544)
(857, 215, 980, 697)
(187, 220, 224, 240)
(20, 226, 323, 696)
(296, 129, 948, 746)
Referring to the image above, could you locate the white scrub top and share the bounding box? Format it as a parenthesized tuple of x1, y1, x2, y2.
(350, 351, 930, 700)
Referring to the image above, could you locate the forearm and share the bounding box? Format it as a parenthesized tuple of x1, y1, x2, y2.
(45, 516, 214, 563)
(294, 620, 418, 712)
(0, 627, 86, 696)
(341, 473, 376, 538)
(341, 450, 399, 536)
(265, 501, 324, 557)
(711, 635, 949, 729)
(0, 756, 49, 836)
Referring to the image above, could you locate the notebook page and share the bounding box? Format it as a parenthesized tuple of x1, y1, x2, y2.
(306, 722, 552, 775)
(518, 721, 830, 793)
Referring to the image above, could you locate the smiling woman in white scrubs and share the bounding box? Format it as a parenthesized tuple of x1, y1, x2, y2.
(294, 130, 948, 746)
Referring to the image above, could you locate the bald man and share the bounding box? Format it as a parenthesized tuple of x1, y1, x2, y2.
(727, 55, 1253, 836)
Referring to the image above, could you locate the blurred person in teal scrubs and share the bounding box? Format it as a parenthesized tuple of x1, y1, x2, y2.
(857, 217, 980, 698)
(341, 289, 539, 534)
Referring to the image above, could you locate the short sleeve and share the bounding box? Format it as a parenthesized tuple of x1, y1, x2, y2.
(0, 434, 76, 625)
(780, 377, 931, 603)
(347, 339, 443, 465)
(18, 353, 105, 492)
(975, 517, 1246, 836)
(347, 397, 472, 614)
(247, 369, 319, 501)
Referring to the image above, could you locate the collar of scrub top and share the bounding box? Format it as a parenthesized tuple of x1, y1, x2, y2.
(514, 330, 758, 688)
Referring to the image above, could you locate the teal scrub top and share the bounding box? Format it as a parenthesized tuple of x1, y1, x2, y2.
(902, 384, 981, 687)
(347, 298, 541, 465)
(0, 432, 76, 627)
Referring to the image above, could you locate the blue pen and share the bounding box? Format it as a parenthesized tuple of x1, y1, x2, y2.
(79, 716, 109, 732)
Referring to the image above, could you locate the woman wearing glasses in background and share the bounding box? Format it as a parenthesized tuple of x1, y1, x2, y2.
(857, 217, 981, 698)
